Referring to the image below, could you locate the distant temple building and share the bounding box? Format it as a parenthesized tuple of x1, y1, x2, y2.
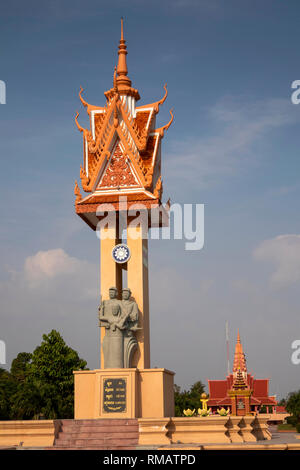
(207, 331, 277, 415)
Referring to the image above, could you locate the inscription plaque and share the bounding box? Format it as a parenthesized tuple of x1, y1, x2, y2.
(103, 378, 127, 413)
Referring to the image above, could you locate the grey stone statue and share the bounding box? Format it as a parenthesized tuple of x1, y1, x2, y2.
(98, 287, 139, 369)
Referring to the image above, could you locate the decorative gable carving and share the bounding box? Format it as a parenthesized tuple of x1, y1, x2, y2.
(98, 144, 140, 189)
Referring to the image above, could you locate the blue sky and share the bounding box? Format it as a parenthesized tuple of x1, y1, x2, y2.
(1, 0, 300, 399)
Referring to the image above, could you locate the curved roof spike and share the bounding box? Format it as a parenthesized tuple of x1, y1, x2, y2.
(74, 180, 82, 204)
(140, 83, 168, 114)
(75, 111, 85, 133)
(79, 86, 105, 114)
(159, 83, 168, 108)
(79, 86, 88, 108)
(157, 108, 174, 137)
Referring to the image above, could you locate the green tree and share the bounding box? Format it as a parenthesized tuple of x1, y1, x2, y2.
(259, 405, 267, 414)
(174, 381, 206, 416)
(286, 390, 300, 428)
(174, 384, 184, 417)
(10, 330, 88, 419)
(278, 398, 286, 407)
(0, 368, 17, 419)
(10, 352, 32, 382)
(9, 381, 42, 420)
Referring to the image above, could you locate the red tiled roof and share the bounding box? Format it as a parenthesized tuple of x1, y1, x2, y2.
(216, 397, 232, 406)
(208, 376, 277, 407)
(141, 135, 158, 169)
(276, 406, 287, 413)
(255, 397, 277, 405)
(208, 380, 228, 399)
(252, 379, 269, 397)
(135, 110, 150, 134)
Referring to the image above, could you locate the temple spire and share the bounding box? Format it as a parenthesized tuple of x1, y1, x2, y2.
(116, 17, 132, 90)
(104, 19, 140, 101)
(233, 330, 247, 376)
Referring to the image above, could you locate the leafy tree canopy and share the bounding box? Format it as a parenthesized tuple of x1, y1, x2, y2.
(10, 352, 32, 382)
(174, 380, 206, 416)
(0, 368, 18, 420)
(0, 330, 88, 420)
(286, 390, 300, 424)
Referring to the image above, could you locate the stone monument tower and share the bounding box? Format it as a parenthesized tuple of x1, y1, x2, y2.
(73, 19, 174, 419)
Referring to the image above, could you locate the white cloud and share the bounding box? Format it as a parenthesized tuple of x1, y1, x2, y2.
(167, 97, 299, 188)
(2, 248, 98, 302)
(0, 249, 99, 369)
(253, 234, 300, 286)
(22, 248, 96, 290)
(24, 249, 80, 283)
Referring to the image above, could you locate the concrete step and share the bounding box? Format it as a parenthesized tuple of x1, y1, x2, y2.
(48, 446, 136, 450)
(60, 419, 137, 426)
(60, 425, 138, 434)
(55, 437, 138, 445)
(73, 438, 138, 446)
(53, 418, 139, 450)
(56, 431, 138, 440)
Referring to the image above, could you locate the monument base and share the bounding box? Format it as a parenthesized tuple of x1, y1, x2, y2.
(73, 368, 174, 419)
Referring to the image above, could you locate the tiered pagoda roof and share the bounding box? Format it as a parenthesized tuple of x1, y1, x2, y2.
(232, 369, 248, 391)
(207, 331, 277, 409)
(74, 19, 173, 229)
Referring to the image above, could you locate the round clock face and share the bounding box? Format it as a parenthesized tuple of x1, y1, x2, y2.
(112, 244, 131, 264)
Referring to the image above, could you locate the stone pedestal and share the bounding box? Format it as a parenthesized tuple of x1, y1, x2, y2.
(238, 415, 257, 442)
(0, 420, 56, 447)
(167, 416, 231, 444)
(252, 415, 272, 440)
(138, 418, 170, 446)
(74, 368, 174, 420)
(226, 416, 244, 442)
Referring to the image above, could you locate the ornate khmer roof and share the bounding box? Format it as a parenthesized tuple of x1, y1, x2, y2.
(232, 368, 248, 390)
(207, 330, 277, 409)
(74, 18, 173, 225)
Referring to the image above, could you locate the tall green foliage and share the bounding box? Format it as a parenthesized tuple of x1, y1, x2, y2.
(0, 368, 17, 419)
(174, 380, 206, 416)
(0, 330, 88, 420)
(10, 352, 32, 382)
(286, 390, 300, 427)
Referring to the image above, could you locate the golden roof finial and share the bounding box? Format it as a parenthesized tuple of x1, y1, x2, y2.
(121, 16, 124, 41)
(116, 17, 131, 89)
(104, 18, 140, 101)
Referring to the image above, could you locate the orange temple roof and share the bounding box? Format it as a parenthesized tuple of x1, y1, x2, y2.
(207, 331, 277, 410)
(74, 19, 173, 227)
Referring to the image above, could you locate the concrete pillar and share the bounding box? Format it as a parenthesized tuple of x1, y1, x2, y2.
(99, 225, 122, 368)
(127, 225, 150, 369)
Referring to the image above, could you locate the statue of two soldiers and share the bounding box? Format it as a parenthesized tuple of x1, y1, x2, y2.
(98, 287, 139, 369)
